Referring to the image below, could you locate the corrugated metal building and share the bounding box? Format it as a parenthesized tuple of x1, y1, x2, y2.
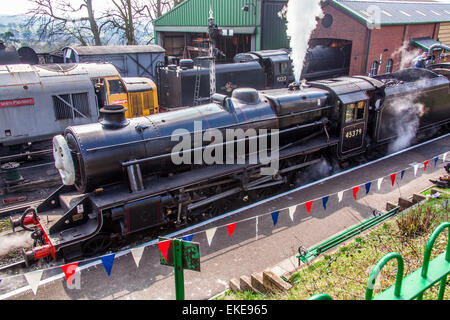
(61, 45, 166, 81)
(153, 0, 289, 61)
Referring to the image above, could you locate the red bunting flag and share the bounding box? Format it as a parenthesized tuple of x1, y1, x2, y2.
(305, 201, 313, 214)
(353, 186, 359, 200)
(227, 223, 237, 237)
(62, 262, 79, 287)
(158, 240, 171, 262)
(390, 173, 397, 186)
(424, 160, 429, 171)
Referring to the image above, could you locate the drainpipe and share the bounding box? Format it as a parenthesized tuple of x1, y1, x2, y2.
(256, 0, 262, 51)
(364, 28, 372, 75)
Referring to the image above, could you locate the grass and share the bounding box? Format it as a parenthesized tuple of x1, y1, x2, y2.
(0, 217, 10, 233)
(219, 187, 450, 300)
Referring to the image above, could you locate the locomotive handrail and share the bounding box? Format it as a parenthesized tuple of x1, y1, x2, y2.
(121, 119, 331, 168)
(85, 105, 335, 154)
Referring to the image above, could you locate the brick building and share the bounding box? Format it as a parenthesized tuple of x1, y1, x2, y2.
(313, 0, 450, 76)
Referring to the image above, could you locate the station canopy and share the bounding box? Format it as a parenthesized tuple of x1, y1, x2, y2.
(411, 38, 448, 52)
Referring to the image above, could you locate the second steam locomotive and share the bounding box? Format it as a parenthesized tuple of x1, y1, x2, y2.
(11, 67, 450, 265)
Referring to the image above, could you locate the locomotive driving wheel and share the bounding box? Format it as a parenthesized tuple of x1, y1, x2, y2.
(82, 233, 112, 257)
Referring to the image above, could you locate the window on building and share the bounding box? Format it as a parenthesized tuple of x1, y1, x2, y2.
(386, 59, 393, 74)
(370, 61, 378, 76)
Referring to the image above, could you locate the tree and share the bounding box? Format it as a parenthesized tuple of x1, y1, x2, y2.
(104, 0, 185, 45)
(26, 0, 107, 46)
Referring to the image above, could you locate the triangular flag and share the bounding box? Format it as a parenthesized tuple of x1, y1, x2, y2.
(434, 157, 439, 167)
(62, 262, 79, 287)
(206, 227, 217, 246)
(158, 240, 171, 262)
(131, 246, 145, 268)
(101, 254, 116, 277)
(182, 234, 194, 242)
(24, 270, 43, 295)
(322, 196, 329, 211)
(413, 164, 419, 177)
(401, 170, 405, 180)
(271, 211, 280, 226)
(227, 223, 237, 237)
(377, 177, 384, 190)
(353, 186, 359, 200)
(337, 191, 344, 203)
(288, 206, 296, 221)
(305, 201, 313, 214)
(424, 160, 429, 171)
(365, 182, 372, 195)
(390, 173, 397, 186)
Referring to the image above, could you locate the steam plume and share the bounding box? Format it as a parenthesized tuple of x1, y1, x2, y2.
(284, 0, 324, 83)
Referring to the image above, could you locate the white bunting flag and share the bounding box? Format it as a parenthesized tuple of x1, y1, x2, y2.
(444, 152, 448, 163)
(413, 164, 419, 177)
(337, 191, 344, 203)
(131, 246, 145, 268)
(288, 206, 297, 222)
(206, 227, 217, 246)
(24, 270, 43, 295)
(377, 177, 384, 191)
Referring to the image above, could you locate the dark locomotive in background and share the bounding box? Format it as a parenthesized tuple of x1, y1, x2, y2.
(10, 65, 450, 265)
(157, 45, 350, 109)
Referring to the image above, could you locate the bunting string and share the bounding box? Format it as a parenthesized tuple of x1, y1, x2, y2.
(0, 151, 448, 295)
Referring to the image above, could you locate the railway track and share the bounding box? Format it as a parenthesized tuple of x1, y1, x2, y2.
(0, 200, 44, 219)
(0, 149, 53, 164)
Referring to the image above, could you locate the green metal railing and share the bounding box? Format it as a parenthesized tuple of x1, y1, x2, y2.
(308, 222, 450, 300)
(298, 206, 401, 265)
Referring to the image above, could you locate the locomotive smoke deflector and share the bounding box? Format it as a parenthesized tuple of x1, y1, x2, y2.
(53, 135, 76, 186)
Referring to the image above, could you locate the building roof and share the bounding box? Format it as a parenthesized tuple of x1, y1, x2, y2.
(411, 37, 446, 51)
(154, 0, 260, 29)
(64, 45, 165, 56)
(330, 0, 450, 25)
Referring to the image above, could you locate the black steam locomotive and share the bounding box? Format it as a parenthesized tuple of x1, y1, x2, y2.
(157, 46, 349, 109)
(12, 67, 450, 265)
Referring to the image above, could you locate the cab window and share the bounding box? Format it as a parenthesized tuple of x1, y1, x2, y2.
(279, 62, 290, 74)
(345, 101, 366, 123)
(108, 79, 126, 95)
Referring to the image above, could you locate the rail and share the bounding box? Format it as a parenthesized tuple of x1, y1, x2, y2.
(308, 222, 450, 300)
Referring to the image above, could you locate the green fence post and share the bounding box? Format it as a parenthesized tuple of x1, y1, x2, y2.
(173, 239, 185, 300)
(308, 293, 333, 300)
(365, 252, 405, 300)
(418, 222, 450, 300)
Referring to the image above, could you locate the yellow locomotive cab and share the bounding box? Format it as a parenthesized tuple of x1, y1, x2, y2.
(122, 77, 159, 118)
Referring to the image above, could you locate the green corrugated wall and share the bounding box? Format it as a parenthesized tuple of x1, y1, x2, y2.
(154, 0, 259, 27)
(154, 0, 289, 50)
(262, 0, 288, 49)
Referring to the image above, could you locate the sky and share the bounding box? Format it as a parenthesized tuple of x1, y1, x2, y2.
(3, 0, 450, 16)
(1, 0, 113, 16)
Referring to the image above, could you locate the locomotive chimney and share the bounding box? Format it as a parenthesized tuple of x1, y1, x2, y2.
(100, 105, 129, 128)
